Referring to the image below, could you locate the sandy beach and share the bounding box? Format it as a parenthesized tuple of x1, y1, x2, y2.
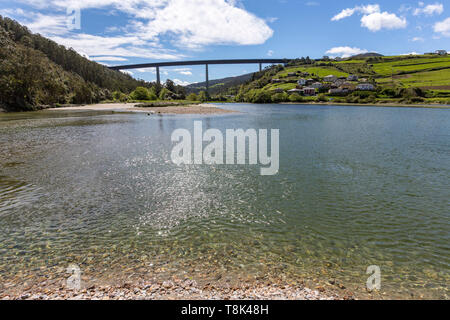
(46, 103, 236, 114)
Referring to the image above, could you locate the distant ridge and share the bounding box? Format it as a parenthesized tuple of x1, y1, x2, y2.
(350, 52, 384, 59)
(186, 72, 255, 95)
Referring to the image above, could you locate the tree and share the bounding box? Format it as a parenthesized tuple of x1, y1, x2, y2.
(187, 93, 197, 101)
(159, 87, 171, 100)
(198, 91, 208, 102)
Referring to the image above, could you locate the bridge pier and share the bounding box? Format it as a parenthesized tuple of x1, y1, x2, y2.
(156, 66, 161, 86)
(259, 63, 262, 72)
(205, 64, 209, 97)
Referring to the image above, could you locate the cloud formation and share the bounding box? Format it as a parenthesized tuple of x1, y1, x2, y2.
(331, 4, 407, 32)
(12, 0, 273, 52)
(434, 17, 450, 36)
(325, 46, 368, 58)
(413, 2, 444, 16)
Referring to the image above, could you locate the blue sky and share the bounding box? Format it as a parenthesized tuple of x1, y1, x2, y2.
(1, 0, 449, 85)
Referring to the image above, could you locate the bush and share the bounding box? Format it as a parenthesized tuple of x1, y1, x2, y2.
(289, 93, 304, 102)
(271, 92, 288, 103)
(187, 93, 198, 101)
(159, 88, 172, 100)
(317, 93, 328, 102)
(198, 91, 208, 102)
(130, 87, 151, 100)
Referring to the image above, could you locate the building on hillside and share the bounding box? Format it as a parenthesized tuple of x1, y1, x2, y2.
(435, 50, 447, 55)
(303, 87, 316, 96)
(324, 75, 337, 82)
(287, 89, 303, 95)
(311, 82, 324, 89)
(356, 83, 375, 91)
(306, 78, 315, 85)
(297, 78, 307, 86)
(329, 88, 349, 96)
(347, 74, 359, 81)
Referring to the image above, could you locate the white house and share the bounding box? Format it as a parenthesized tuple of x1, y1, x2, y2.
(347, 75, 358, 81)
(324, 75, 337, 83)
(288, 89, 303, 95)
(297, 78, 307, 86)
(356, 83, 375, 91)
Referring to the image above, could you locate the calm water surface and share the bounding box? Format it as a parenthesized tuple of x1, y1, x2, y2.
(0, 104, 448, 299)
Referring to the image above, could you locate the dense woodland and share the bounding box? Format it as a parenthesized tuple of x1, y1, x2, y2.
(0, 16, 151, 111)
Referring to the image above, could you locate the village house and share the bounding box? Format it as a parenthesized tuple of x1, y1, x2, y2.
(323, 75, 337, 83)
(435, 50, 447, 55)
(287, 89, 303, 95)
(297, 78, 307, 86)
(311, 82, 324, 89)
(306, 78, 315, 85)
(356, 83, 375, 91)
(329, 88, 349, 96)
(347, 75, 358, 81)
(303, 87, 316, 96)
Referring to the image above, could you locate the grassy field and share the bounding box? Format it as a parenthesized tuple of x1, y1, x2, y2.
(278, 66, 349, 78)
(371, 56, 450, 76)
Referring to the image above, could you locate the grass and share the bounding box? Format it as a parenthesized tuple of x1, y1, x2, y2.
(277, 66, 348, 78)
(371, 56, 450, 76)
(376, 68, 450, 88)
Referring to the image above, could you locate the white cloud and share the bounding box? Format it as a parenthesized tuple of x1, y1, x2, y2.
(173, 79, 191, 86)
(92, 56, 129, 62)
(400, 52, 420, 55)
(305, 1, 320, 6)
(413, 3, 444, 16)
(8, 0, 273, 57)
(434, 17, 450, 36)
(331, 4, 380, 21)
(50, 33, 182, 59)
(267, 50, 274, 57)
(325, 46, 368, 58)
(361, 12, 407, 32)
(411, 36, 425, 42)
(331, 4, 406, 32)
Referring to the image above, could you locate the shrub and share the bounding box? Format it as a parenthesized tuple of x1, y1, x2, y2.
(159, 88, 172, 100)
(271, 92, 288, 103)
(130, 87, 151, 100)
(198, 91, 208, 102)
(187, 93, 198, 101)
(317, 93, 328, 102)
(289, 93, 304, 102)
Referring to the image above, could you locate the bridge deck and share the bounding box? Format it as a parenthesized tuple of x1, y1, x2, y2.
(108, 59, 289, 71)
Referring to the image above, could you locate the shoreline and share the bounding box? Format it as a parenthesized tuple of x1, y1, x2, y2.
(45, 103, 236, 115)
(278, 101, 450, 109)
(0, 277, 352, 301)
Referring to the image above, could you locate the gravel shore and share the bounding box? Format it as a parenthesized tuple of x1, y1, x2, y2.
(46, 103, 236, 114)
(1, 278, 349, 300)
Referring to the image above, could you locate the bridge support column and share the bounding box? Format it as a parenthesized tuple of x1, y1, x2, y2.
(259, 63, 262, 72)
(156, 66, 161, 86)
(205, 64, 209, 98)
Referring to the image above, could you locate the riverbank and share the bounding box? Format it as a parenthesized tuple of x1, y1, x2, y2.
(1, 277, 349, 300)
(46, 103, 236, 114)
(279, 101, 450, 109)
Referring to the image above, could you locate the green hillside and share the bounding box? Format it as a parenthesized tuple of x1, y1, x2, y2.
(231, 54, 450, 105)
(0, 16, 149, 112)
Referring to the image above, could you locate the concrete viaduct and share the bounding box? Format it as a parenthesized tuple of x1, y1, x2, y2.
(109, 59, 290, 94)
